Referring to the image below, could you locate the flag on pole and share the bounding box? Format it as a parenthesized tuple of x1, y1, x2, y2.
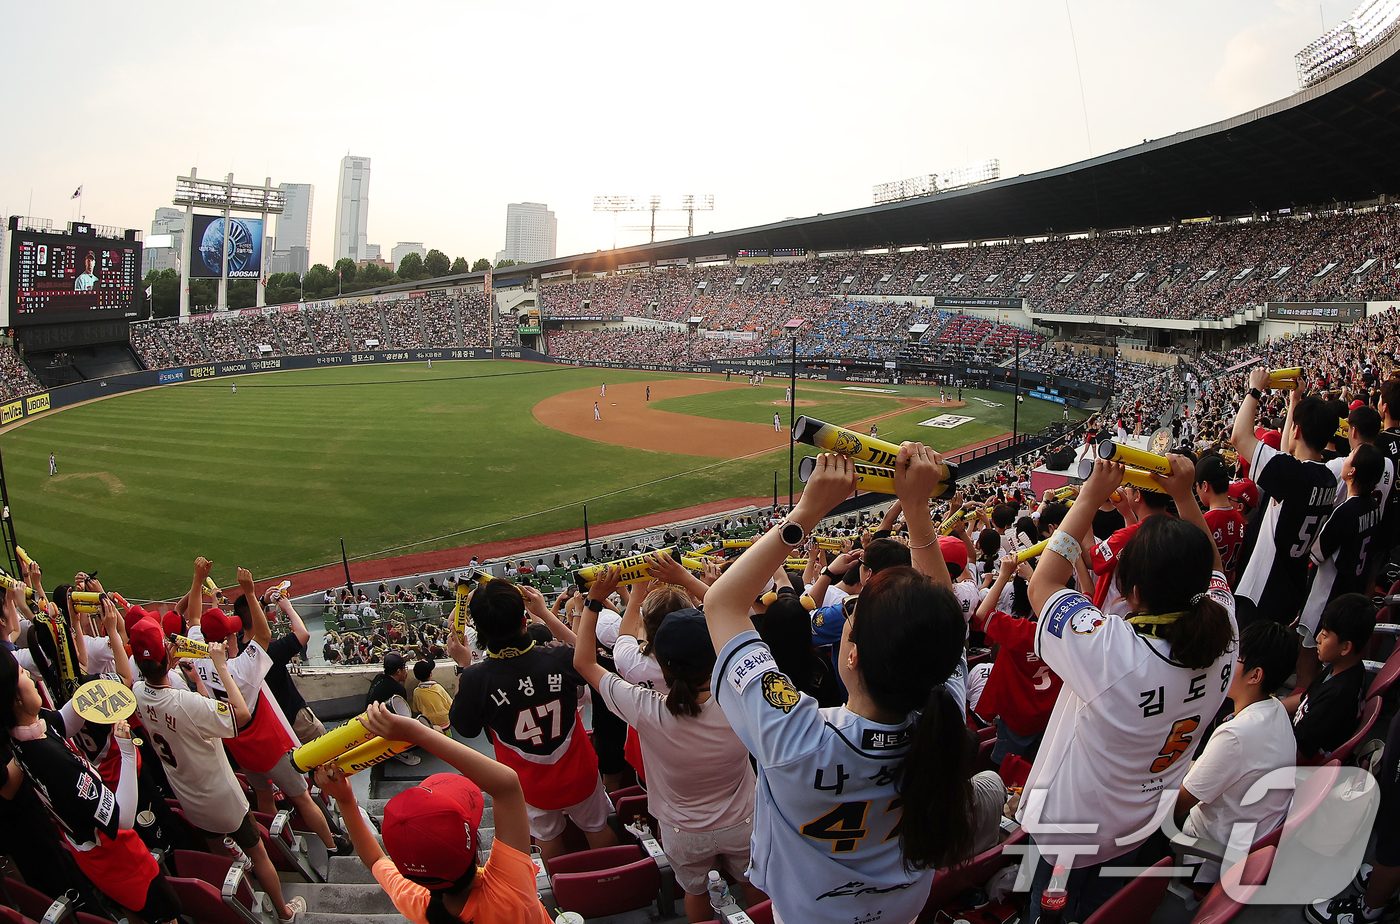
(484, 268, 492, 300)
(145, 285, 152, 298)
(71, 186, 83, 199)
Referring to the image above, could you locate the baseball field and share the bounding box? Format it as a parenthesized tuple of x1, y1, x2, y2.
(0, 360, 1079, 600)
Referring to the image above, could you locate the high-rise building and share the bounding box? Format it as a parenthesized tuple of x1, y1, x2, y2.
(333, 155, 371, 264)
(391, 242, 426, 269)
(495, 202, 556, 265)
(144, 207, 184, 274)
(273, 183, 314, 276)
(364, 244, 382, 262)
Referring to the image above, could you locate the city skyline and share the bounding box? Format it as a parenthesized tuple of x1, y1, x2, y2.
(0, 1, 1366, 273)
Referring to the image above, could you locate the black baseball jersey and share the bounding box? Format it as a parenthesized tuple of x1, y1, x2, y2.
(1236, 443, 1338, 622)
(10, 708, 119, 848)
(450, 642, 599, 809)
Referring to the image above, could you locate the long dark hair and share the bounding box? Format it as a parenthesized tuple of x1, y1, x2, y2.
(759, 596, 821, 695)
(638, 587, 690, 658)
(421, 866, 478, 924)
(658, 659, 712, 718)
(852, 567, 974, 870)
(1116, 516, 1234, 669)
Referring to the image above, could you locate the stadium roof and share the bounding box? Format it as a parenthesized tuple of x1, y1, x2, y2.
(378, 30, 1400, 292)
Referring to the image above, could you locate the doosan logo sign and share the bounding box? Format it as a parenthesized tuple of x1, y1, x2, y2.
(159, 370, 185, 384)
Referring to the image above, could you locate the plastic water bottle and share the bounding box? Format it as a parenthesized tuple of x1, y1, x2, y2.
(1040, 865, 1068, 924)
(707, 870, 730, 912)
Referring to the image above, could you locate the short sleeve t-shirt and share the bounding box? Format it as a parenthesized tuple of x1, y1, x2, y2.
(597, 673, 754, 832)
(1182, 697, 1295, 881)
(612, 635, 668, 693)
(1020, 574, 1237, 863)
(192, 641, 296, 773)
(372, 840, 551, 924)
(1292, 664, 1366, 759)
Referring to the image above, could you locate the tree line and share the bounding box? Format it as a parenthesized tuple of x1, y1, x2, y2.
(142, 252, 519, 318)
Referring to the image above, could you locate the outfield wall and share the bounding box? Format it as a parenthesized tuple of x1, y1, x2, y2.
(3, 345, 1107, 427)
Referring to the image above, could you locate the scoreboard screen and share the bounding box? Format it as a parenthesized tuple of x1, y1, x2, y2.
(8, 228, 143, 325)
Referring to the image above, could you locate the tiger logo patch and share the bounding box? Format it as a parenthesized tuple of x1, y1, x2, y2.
(761, 671, 801, 713)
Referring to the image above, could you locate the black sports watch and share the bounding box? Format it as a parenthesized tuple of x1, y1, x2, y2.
(1248, 388, 1263, 402)
(585, 597, 606, 613)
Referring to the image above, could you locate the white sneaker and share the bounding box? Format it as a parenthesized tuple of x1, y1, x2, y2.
(394, 751, 422, 765)
(279, 895, 306, 924)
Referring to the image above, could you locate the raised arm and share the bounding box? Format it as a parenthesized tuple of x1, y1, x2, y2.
(1029, 458, 1121, 616)
(208, 642, 251, 727)
(237, 568, 272, 651)
(974, 554, 1017, 631)
(572, 566, 619, 690)
(101, 597, 133, 689)
(896, 442, 951, 586)
(1230, 368, 1270, 465)
(190, 558, 212, 629)
(275, 594, 310, 647)
(645, 551, 711, 604)
(704, 453, 855, 652)
(521, 585, 576, 645)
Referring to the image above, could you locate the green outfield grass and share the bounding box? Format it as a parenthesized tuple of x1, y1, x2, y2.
(0, 361, 1080, 600)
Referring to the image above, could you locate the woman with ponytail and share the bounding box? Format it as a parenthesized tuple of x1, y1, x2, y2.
(1022, 455, 1236, 923)
(574, 569, 760, 921)
(313, 701, 550, 924)
(704, 445, 973, 924)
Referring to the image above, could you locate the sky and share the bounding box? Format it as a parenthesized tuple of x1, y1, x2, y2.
(0, 0, 1366, 271)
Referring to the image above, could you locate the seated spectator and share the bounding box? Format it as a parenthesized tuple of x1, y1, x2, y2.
(411, 660, 452, 732)
(1174, 620, 1297, 883)
(1284, 593, 1375, 762)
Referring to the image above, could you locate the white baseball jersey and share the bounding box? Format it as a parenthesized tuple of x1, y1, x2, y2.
(1019, 574, 1236, 865)
(952, 580, 982, 627)
(134, 681, 249, 833)
(714, 630, 965, 924)
(192, 640, 298, 743)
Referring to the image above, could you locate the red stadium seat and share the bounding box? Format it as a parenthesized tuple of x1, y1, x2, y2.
(1188, 846, 1276, 924)
(1, 880, 58, 923)
(169, 851, 267, 924)
(1081, 857, 1173, 924)
(1367, 646, 1400, 701)
(607, 784, 646, 810)
(921, 827, 1029, 915)
(548, 844, 662, 919)
(744, 899, 774, 924)
(0, 908, 35, 924)
(251, 811, 319, 882)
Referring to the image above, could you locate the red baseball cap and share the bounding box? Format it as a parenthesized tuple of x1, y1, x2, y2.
(1228, 479, 1260, 511)
(938, 536, 968, 573)
(162, 610, 186, 639)
(129, 618, 167, 662)
(201, 607, 238, 643)
(381, 774, 484, 887)
(123, 603, 154, 630)
(1254, 427, 1282, 450)
(1350, 399, 1366, 411)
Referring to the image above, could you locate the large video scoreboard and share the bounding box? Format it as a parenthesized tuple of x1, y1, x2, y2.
(6, 222, 143, 326)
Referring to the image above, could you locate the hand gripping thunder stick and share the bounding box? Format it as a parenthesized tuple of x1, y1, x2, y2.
(573, 548, 707, 590)
(289, 713, 413, 775)
(1077, 439, 1172, 493)
(792, 416, 959, 499)
(1267, 368, 1300, 390)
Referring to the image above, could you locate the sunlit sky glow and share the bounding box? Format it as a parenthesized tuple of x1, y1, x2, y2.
(0, 0, 1363, 270)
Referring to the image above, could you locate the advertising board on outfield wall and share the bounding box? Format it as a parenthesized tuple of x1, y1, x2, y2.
(0, 345, 1105, 429)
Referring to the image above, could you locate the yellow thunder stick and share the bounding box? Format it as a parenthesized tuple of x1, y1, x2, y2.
(939, 508, 970, 536)
(798, 455, 898, 494)
(290, 715, 377, 773)
(574, 548, 683, 590)
(1267, 367, 1301, 390)
(1051, 486, 1077, 500)
(1119, 467, 1165, 493)
(0, 572, 35, 600)
(1337, 418, 1350, 440)
(15, 547, 32, 569)
(452, 582, 471, 636)
(783, 559, 809, 570)
(1094, 439, 1172, 475)
(1016, 538, 1050, 563)
(335, 737, 416, 774)
(168, 634, 209, 659)
(792, 415, 959, 498)
(721, 539, 754, 550)
(810, 536, 846, 551)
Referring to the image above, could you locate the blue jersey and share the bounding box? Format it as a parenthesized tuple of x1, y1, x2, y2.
(714, 631, 963, 924)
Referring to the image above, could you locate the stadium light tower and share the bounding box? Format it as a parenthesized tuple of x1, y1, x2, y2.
(172, 168, 285, 315)
(592, 195, 714, 247)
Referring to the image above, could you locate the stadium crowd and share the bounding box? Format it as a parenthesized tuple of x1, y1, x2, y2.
(5, 305, 1400, 924)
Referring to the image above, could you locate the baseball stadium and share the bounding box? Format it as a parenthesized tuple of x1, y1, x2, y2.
(2, 5, 1400, 924)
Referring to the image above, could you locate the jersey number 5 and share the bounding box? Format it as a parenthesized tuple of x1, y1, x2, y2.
(1150, 716, 1200, 774)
